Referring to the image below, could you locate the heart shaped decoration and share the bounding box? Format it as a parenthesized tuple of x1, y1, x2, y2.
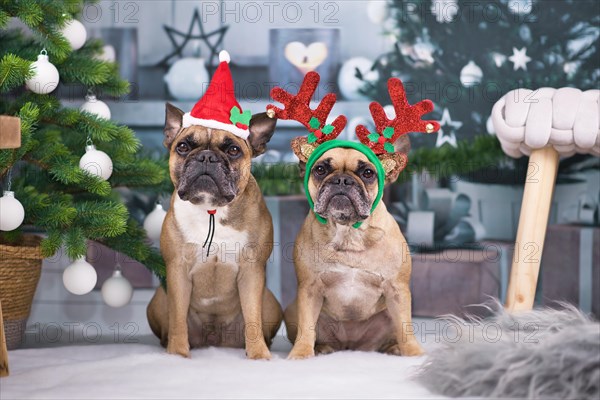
(284, 41, 328, 74)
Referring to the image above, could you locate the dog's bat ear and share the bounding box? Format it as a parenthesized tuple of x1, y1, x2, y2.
(164, 103, 184, 149)
(378, 135, 410, 184)
(248, 112, 277, 157)
(290, 136, 317, 176)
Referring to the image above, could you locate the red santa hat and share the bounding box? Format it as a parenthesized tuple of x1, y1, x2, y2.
(182, 50, 251, 139)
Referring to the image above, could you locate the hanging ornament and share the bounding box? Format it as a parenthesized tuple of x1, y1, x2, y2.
(367, 0, 389, 24)
(338, 57, 379, 101)
(431, 0, 459, 23)
(0, 191, 25, 231)
(519, 25, 532, 44)
(63, 257, 97, 295)
(507, 0, 533, 15)
(460, 61, 483, 87)
(25, 49, 59, 94)
(79, 138, 113, 180)
(80, 92, 111, 120)
(563, 61, 580, 79)
(143, 203, 167, 243)
(412, 40, 435, 66)
(436, 108, 462, 148)
(491, 52, 507, 68)
(403, 29, 436, 68)
(60, 19, 87, 50)
(96, 45, 116, 63)
(508, 47, 532, 71)
(101, 264, 133, 308)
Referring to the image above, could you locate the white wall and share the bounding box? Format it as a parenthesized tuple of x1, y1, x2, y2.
(82, 0, 389, 66)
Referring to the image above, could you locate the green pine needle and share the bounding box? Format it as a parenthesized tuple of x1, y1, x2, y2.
(0, 54, 33, 91)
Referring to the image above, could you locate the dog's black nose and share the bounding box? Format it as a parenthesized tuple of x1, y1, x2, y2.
(196, 150, 219, 163)
(332, 174, 355, 186)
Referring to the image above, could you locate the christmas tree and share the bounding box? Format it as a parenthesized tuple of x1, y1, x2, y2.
(0, 1, 169, 283)
(363, 0, 599, 178)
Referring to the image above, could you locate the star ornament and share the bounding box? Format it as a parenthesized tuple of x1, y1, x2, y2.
(509, 47, 532, 71)
(436, 108, 462, 148)
(157, 8, 229, 69)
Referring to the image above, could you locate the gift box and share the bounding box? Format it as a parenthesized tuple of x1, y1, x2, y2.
(410, 242, 514, 317)
(540, 225, 600, 316)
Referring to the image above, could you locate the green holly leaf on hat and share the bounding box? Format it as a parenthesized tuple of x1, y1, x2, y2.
(321, 125, 334, 135)
(367, 133, 380, 143)
(308, 117, 321, 130)
(384, 142, 395, 153)
(383, 126, 394, 139)
(230, 106, 252, 126)
(307, 132, 318, 143)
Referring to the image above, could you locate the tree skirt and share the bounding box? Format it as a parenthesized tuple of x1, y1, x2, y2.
(0, 335, 440, 399)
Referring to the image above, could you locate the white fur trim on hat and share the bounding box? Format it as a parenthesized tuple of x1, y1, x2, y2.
(182, 113, 249, 139)
(219, 50, 230, 64)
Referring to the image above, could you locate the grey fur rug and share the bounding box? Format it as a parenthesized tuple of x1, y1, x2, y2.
(417, 303, 600, 399)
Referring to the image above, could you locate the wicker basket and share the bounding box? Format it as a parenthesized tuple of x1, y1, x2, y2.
(0, 235, 43, 350)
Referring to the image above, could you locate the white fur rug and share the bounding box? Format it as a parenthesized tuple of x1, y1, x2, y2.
(1, 334, 441, 399)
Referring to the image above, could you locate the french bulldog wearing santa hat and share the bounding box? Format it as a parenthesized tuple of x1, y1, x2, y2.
(147, 51, 283, 360)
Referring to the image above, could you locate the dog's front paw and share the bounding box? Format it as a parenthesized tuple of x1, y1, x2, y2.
(315, 344, 336, 355)
(246, 342, 272, 360)
(397, 341, 425, 357)
(287, 343, 315, 360)
(167, 336, 190, 358)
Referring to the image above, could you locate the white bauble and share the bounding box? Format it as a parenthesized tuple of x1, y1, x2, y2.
(80, 144, 113, 180)
(97, 45, 116, 62)
(412, 40, 435, 66)
(460, 61, 483, 87)
(338, 57, 379, 101)
(61, 19, 87, 50)
(143, 204, 167, 243)
(0, 191, 25, 231)
(63, 257, 97, 295)
(80, 94, 111, 120)
(25, 53, 60, 94)
(164, 57, 210, 100)
(101, 269, 133, 308)
(563, 61, 580, 79)
(507, 0, 532, 15)
(367, 0, 389, 24)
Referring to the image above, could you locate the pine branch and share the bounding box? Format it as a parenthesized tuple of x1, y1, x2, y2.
(100, 218, 167, 286)
(0, 54, 32, 91)
(398, 135, 506, 182)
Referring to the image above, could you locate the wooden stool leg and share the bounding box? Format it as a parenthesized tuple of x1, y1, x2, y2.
(0, 300, 9, 377)
(505, 146, 559, 312)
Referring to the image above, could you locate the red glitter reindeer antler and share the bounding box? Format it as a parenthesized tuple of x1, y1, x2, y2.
(356, 78, 440, 155)
(267, 72, 347, 144)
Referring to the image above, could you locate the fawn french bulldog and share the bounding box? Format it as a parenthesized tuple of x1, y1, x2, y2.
(147, 51, 283, 360)
(267, 72, 439, 359)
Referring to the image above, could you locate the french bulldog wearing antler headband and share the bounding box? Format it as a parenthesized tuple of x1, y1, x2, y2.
(267, 72, 439, 359)
(147, 51, 283, 360)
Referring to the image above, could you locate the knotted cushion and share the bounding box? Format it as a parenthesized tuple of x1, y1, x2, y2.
(491, 88, 600, 158)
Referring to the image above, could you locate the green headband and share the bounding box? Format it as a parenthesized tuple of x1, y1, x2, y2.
(304, 139, 385, 229)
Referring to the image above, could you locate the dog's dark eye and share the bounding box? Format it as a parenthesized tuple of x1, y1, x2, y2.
(176, 142, 190, 155)
(362, 169, 375, 179)
(227, 145, 241, 157)
(314, 165, 327, 176)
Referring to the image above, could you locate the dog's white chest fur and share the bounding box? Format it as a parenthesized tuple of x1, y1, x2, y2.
(173, 195, 248, 264)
